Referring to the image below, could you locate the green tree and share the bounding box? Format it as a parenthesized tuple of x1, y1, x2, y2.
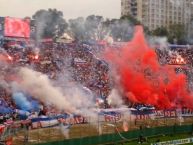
(168, 24, 186, 44)
(69, 17, 86, 40)
(108, 19, 134, 41)
(121, 15, 141, 25)
(85, 15, 104, 40)
(152, 27, 168, 37)
(32, 9, 68, 39)
(69, 14, 147, 42)
(121, 15, 151, 37)
(69, 15, 105, 41)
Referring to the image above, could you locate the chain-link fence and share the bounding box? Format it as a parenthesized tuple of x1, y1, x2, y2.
(0, 115, 191, 145)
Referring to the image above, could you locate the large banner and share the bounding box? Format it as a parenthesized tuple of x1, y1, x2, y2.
(3, 108, 192, 130)
(28, 108, 193, 129)
(4, 17, 30, 38)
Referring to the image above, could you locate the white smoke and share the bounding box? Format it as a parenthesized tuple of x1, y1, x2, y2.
(17, 67, 98, 119)
(106, 88, 133, 127)
(148, 37, 168, 49)
(107, 89, 124, 107)
(17, 67, 75, 112)
(59, 123, 70, 139)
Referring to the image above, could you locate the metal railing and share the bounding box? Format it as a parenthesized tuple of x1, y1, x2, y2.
(0, 115, 189, 145)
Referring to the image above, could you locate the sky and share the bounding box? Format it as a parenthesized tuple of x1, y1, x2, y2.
(0, 0, 121, 20)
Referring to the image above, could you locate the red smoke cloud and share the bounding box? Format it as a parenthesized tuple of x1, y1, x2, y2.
(105, 26, 193, 109)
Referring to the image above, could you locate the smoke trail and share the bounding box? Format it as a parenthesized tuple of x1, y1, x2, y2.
(12, 92, 32, 111)
(107, 89, 124, 107)
(16, 67, 99, 120)
(148, 37, 168, 49)
(17, 67, 77, 113)
(59, 123, 71, 139)
(15, 67, 102, 135)
(106, 89, 133, 131)
(104, 25, 193, 109)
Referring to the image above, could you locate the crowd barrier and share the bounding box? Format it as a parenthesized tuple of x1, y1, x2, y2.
(35, 124, 193, 145)
(1, 108, 193, 144)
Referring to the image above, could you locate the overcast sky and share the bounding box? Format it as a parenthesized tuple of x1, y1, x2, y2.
(0, 0, 121, 20)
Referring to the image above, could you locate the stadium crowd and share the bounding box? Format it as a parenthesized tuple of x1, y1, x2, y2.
(0, 39, 192, 125)
(0, 40, 111, 124)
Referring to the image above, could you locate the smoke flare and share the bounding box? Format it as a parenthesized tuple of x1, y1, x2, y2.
(105, 26, 193, 109)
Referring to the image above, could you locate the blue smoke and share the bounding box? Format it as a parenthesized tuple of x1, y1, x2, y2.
(28, 97, 40, 112)
(12, 92, 40, 112)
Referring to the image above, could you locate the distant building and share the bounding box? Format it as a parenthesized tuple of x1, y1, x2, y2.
(121, 0, 193, 30)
